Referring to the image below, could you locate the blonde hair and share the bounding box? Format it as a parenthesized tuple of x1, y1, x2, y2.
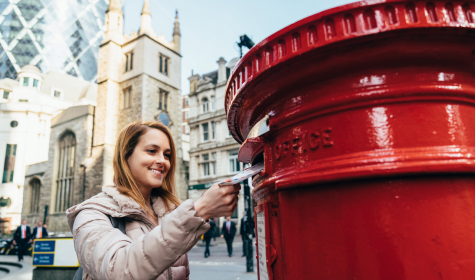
(113, 121, 182, 217)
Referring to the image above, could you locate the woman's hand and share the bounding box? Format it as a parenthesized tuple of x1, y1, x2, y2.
(194, 179, 241, 220)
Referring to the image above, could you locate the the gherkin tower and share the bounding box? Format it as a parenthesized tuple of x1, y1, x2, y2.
(0, 0, 109, 82)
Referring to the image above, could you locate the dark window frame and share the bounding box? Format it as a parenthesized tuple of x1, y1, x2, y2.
(55, 132, 76, 213)
(2, 144, 17, 183)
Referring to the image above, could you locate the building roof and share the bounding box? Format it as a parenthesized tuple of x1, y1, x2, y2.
(51, 104, 94, 127)
(20, 65, 41, 74)
(42, 70, 97, 103)
(0, 78, 19, 91)
(202, 70, 218, 85)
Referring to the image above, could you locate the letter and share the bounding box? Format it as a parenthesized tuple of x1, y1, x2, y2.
(292, 137, 300, 155)
(308, 131, 321, 149)
(275, 144, 281, 160)
(301, 132, 308, 152)
(282, 141, 290, 157)
(322, 127, 334, 147)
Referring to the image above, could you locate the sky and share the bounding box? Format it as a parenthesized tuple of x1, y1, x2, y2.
(122, 0, 355, 94)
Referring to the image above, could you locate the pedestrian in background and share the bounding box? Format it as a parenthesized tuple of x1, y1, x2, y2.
(221, 216, 236, 257)
(240, 211, 255, 257)
(31, 221, 48, 241)
(67, 121, 240, 280)
(13, 219, 30, 262)
(203, 218, 216, 258)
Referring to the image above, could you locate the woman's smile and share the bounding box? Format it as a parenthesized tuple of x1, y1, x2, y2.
(149, 167, 164, 177)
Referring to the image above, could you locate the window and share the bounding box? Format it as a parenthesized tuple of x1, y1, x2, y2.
(2, 144, 17, 183)
(158, 89, 169, 110)
(10, 121, 18, 128)
(184, 111, 189, 119)
(55, 132, 76, 212)
(227, 128, 232, 138)
(229, 150, 241, 173)
(202, 123, 209, 141)
(202, 97, 209, 113)
(33, 79, 39, 88)
(211, 121, 216, 140)
(202, 154, 210, 176)
(29, 178, 41, 214)
(54, 90, 61, 98)
(23, 77, 29, 86)
(125, 52, 134, 72)
(210, 96, 215, 111)
(185, 98, 189, 106)
(123, 87, 131, 109)
(202, 153, 216, 176)
(2, 91, 9, 99)
(159, 54, 169, 76)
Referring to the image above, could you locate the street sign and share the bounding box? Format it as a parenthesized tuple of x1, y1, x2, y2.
(32, 238, 79, 267)
(34, 240, 55, 252)
(33, 254, 54, 266)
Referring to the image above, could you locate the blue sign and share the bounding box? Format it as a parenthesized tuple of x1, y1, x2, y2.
(34, 240, 55, 252)
(33, 254, 54, 266)
(158, 112, 170, 126)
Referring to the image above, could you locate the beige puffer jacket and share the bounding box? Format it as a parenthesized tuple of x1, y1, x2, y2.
(66, 186, 210, 280)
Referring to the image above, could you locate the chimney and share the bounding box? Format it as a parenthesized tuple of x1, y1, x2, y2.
(217, 57, 227, 84)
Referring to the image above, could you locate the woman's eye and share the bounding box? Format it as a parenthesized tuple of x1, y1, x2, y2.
(147, 149, 156, 154)
(164, 154, 171, 159)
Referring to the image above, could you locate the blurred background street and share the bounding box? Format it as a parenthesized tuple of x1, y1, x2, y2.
(0, 238, 256, 280)
(188, 237, 257, 280)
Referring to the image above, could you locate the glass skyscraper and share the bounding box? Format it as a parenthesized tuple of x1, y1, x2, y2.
(0, 0, 108, 82)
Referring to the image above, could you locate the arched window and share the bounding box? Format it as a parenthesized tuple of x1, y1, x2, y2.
(29, 178, 41, 214)
(55, 132, 76, 212)
(202, 97, 209, 113)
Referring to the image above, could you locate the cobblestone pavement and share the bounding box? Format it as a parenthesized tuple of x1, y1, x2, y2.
(189, 237, 257, 280)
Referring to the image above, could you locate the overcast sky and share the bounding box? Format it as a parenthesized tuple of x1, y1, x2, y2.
(122, 0, 355, 93)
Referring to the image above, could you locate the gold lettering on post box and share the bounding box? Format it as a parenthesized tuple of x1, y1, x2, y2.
(274, 127, 334, 161)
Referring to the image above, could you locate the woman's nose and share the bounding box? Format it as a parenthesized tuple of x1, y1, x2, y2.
(155, 154, 166, 164)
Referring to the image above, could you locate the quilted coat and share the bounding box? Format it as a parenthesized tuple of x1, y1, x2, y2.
(66, 186, 210, 280)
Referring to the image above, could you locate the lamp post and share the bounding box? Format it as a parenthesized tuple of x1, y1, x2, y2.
(237, 34, 254, 58)
(243, 177, 253, 272)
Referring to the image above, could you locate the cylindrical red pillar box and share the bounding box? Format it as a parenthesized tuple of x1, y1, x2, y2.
(225, 1, 475, 279)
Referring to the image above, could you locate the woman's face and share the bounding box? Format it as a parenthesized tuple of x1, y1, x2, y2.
(127, 128, 171, 191)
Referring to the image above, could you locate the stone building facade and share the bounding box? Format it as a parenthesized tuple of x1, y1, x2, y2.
(0, 65, 97, 233)
(21, 0, 186, 234)
(187, 57, 248, 230)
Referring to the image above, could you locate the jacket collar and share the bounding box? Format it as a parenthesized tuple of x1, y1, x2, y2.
(101, 186, 173, 218)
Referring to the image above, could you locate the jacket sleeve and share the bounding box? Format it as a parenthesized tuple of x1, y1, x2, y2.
(72, 199, 210, 280)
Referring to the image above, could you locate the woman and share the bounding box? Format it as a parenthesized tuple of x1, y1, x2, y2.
(66, 121, 240, 279)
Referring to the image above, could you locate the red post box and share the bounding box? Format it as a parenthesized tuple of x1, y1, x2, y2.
(225, 1, 475, 279)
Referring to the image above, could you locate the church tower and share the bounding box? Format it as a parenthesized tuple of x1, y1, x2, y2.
(89, 0, 187, 200)
(172, 10, 181, 53)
